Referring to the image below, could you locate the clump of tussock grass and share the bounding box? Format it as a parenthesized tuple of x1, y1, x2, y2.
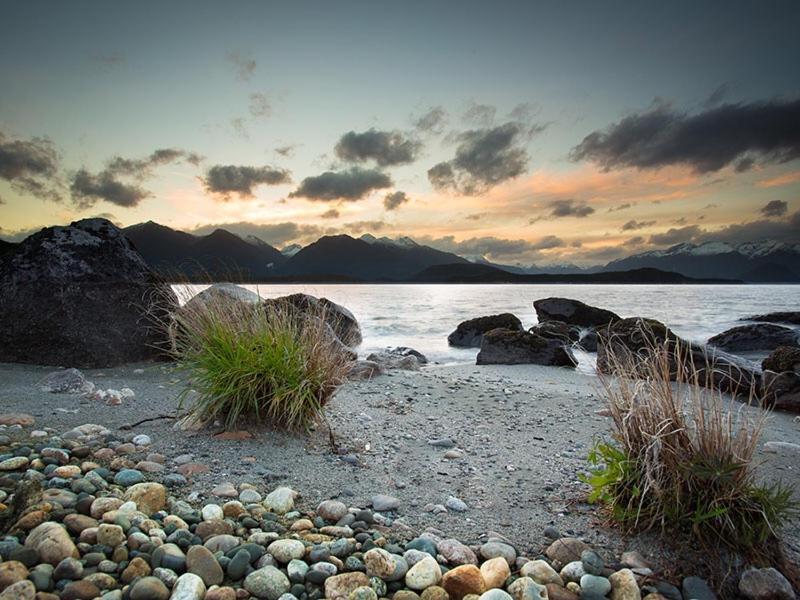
(584, 334, 797, 556)
(166, 290, 353, 431)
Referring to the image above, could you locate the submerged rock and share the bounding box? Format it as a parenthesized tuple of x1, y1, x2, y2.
(708, 323, 799, 353)
(0, 218, 177, 367)
(448, 314, 524, 348)
(476, 329, 576, 367)
(533, 298, 620, 328)
(740, 311, 800, 325)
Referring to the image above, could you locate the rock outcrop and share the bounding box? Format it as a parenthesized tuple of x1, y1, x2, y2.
(266, 293, 362, 347)
(366, 348, 425, 371)
(476, 329, 576, 367)
(707, 323, 799, 353)
(0, 219, 177, 367)
(533, 298, 620, 328)
(447, 314, 523, 348)
(529, 320, 581, 343)
(741, 311, 800, 325)
(763, 346, 800, 373)
(597, 317, 761, 399)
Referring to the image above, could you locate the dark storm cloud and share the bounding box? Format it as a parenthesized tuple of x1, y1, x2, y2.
(548, 199, 595, 218)
(622, 219, 656, 231)
(105, 148, 197, 178)
(227, 51, 256, 81)
(413, 106, 447, 134)
(334, 129, 422, 167)
(289, 167, 392, 202)
(71, 169, 149, 207)
(695, 212, 800, 244)
(248, 93, 271, 118)
(760, 199, 788, 217)
(648, 225, 703, 245)
(704, 83, 730, 108)
(190, 221, 324, 246)
(571, 98, 800, 173)
(321, 208, 340, 219)
(383, 190, 409, 211)
(0, 131, 62, 201)
(203, 165, 292, 199)
(428, 121, 536, 194)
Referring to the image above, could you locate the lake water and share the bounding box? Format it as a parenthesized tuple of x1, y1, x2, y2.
(177, 284, 798, 366)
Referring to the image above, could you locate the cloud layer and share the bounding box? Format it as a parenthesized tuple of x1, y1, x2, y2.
(0, 131, 62, 201)
(572, 98, 800, 173)
(290, 167, 392, 201)
(335, 129, 421, 166)
(428, 121, 536, 194)
(203, 164, 292, 199)
(383, 190, 409, 211)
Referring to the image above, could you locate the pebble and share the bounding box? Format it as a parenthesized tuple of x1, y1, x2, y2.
(371, 494, 401, 512)
(263, 487, 297, 514)
(244, 565, 291, 600)
(445, 496, 468, 512)
(738, 567, 794, 600)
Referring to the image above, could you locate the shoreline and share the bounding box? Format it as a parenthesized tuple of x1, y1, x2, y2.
(3, 360, 799, 565)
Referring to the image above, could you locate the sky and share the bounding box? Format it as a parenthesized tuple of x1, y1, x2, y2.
(1, 0, 799, 266)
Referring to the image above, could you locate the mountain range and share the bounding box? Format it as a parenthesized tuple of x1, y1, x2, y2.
(3, 220, 798, 282)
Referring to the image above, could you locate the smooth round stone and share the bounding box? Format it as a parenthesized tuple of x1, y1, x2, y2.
(186, 545, 224, 586)
(507, 577, 547, 600)
(479, 590, 513, 600)
(227, 548, 253, 581)
(682, 576, 717, 600)
(364, 548, 408, 581)
(559, 561, 585, 584)
(349, 586, 379, 600)
(130, 576, 170, 600)
(53, 557, 83, 580)
(152, 543, 187, 573)
(580, 550, 604, 576)
(581, 574, 611, 597)
(307, 562, 338, 584)
(519, 560, 562, 586)
(170, 572, 207, 600)
(405, 555, 442, 590)
(287, 559, 309, 583)
(479, 542, 516, 566)
(201, 504, 224, 521)
(406, 538, 437, 557)
(317, 500, 348, 522)
(239, 489, 262, 503)
(244, 565, 291, 600)
(113, 469, 144, 487)
(268, 539, 306, 563)
(132, 434, 152, 446)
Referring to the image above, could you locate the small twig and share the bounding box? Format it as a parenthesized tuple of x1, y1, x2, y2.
(119, 414, 176, 430)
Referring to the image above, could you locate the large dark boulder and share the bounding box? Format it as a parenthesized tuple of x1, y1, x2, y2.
(707, 323, 799, 353)
(741, 311, 800, 325)
(762, 346, 800, 373)
(447, 313, 523, 347)
(0, 219, 177, 367)
(763, 371, 800, 412)
(476, 328, 576, 366)
(529, 320, 581, 343)
(533, 297, 620, 328)
(597, 318, 761, 399)
(265, 293, 362, 347)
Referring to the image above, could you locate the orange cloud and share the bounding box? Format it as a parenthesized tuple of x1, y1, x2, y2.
(756, 171, 800, 188)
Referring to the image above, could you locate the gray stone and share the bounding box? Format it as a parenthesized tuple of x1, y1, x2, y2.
(738, 567, 795, 600)
(170, 572, 207, 600)
(244, 565, 291, 600)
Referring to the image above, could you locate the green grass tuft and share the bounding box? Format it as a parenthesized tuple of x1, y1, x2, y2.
(168, 292, 352, 431)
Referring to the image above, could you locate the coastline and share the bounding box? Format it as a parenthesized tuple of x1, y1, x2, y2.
(3, 360, 799, 571)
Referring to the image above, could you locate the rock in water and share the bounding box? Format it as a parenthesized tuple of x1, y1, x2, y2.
(708, 323, 799, 352)
(533, 298, 620, 328)
(741, 311, 800, 325)
(529, 321, 581, 343)
(597, 317, 761, 400)
(476, 329, 576, 367)
(366, 350, 422, 371)
(448, 314, 524, 348)
(763, 346, 800, 373)
(0, 218, 177, 367)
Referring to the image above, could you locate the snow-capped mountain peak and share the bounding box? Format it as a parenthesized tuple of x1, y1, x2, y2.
(281, 243, 302, 257)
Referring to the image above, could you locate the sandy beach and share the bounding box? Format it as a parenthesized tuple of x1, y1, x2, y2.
(4, 360, 799, 574)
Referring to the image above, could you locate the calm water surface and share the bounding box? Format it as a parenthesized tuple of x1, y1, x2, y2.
(177, 284, 798, 365)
